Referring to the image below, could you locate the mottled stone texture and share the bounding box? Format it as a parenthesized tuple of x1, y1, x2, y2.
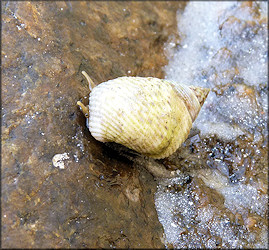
(1, 1, 185, 248)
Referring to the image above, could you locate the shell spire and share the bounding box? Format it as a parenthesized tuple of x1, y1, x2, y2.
(187, 85, 210, 122)
(167, 81, 210, 123)
(189, 86, 210, 108)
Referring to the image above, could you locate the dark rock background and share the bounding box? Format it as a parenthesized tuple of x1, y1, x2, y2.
(1, 1, 186, 248)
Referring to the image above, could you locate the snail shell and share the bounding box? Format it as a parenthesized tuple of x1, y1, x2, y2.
(78, 72, 209, 159)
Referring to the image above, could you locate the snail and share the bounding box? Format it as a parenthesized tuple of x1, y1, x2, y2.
(77, 71, 209, 159)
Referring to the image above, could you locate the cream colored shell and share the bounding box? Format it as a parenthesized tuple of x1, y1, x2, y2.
(87, 76, 209, 159)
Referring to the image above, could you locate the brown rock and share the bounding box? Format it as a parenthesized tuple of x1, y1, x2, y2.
(2, 1, 185, 248)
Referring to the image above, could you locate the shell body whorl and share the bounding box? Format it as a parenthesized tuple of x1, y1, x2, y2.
(88, 77, 209, 159)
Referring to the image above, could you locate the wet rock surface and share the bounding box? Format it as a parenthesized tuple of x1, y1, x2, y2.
(2, 1, 184, 248)
(2, 1, 268, 249)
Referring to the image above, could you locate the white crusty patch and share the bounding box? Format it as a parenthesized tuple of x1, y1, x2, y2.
(52, 153, 69, 169)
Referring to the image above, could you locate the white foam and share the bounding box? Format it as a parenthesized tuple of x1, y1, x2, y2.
(155, 2, 268, 248)
(155, 170, 268, 248)
(165, 1, 268, 141)
(198, 169, 268, 216)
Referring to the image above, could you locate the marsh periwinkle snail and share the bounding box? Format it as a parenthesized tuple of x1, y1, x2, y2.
(77, 71, 210, 159)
